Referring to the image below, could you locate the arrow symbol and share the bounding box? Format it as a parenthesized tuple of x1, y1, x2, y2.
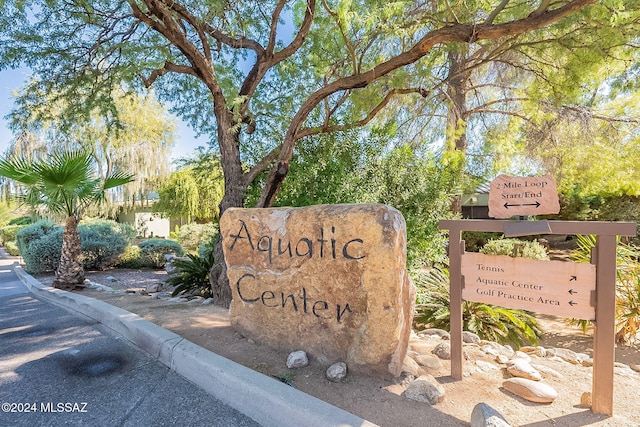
(568, 301, 578, 306)
(503, 201, 541, 209)
(568, 289, 578, 295)
(570, 276, 577, 281)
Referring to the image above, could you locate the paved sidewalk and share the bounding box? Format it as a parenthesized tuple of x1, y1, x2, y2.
(0, 251, 260, 426)
(1, 249, 375, 427)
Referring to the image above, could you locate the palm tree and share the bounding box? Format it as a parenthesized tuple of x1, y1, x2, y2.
(0, 149, 134, 290)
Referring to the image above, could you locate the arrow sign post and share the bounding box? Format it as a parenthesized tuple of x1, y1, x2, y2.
(461, 252, 596, 320)
(489, 174, 560, 218)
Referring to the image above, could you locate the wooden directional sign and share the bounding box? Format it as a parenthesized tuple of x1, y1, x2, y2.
(461, 252, 596, 320)
(488, 174, 560, 218)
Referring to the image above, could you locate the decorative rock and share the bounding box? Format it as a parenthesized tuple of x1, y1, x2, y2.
(415, 355, 441, 370)
(476, 360, 500, 372)
(580, 392, 592, 407)
(507, 359, 541, 381)
(513, 351, 531, 362)
(221, 204, 415, 376)
(286, 350, 309, 369)
(481, 345, 499, 357)
(404, 374, 445, 405)
(518, 346, 537, 354)
(432, 343, 451, 360)
(631, 364, 640, 373)
(463, 331, 481, 344)
(547, 347, 580, 364)
(202, 298, 214, 305)
(421, 328, 450, 340)
(145, 283, 164, 293)
(105, 276, 117, 282)
(502, 378, 558, 403)
(495, 355, 510, 364)
(326, 362, 348, 382)
(530, 363, 563, 379)
(402, 355, 421, 376)
(580, 357, 593, 367)
(470, 402, 512, 427)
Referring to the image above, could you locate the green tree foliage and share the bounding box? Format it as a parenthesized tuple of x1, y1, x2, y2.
(275, 139, 458, 266)
(0, 149, 133, 288)
(5, 88, 175, 210)
(155, 149, 224, 223)
(0, 0, 614, 305)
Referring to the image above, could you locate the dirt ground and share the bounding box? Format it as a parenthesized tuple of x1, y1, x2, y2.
(35, 268, 640, 427)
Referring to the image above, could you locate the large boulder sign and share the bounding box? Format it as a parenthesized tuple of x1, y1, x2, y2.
(220, 204, 415, 376)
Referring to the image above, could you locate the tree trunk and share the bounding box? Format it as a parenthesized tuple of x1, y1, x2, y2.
(446, 48, 471, 214)
(209, 114, 247, 308)
(52, 215, 85, 290)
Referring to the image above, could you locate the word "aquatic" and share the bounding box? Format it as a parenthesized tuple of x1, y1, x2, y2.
(227, 220, 365, 264)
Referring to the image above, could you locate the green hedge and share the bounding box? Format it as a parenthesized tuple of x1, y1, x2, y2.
(0, 224, 27, 245)
(5, 241, 20, 256)
(480, 238, 549, 260)
(138, 238, 184, 268)
(16, 219, 137, 273)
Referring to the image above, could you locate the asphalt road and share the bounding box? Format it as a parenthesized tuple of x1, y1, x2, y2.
(0, 251, 260, 427)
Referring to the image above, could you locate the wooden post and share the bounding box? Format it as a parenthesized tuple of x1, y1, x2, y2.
(448, 227, 464, 380)
(592, 235, 617, 415)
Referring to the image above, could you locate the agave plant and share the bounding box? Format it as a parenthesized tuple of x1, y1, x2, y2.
(414, 267, 543, 347)
(166, 249, 215, 298)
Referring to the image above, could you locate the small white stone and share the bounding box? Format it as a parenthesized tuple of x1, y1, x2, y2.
(503, 378, 557, 403)
(404, 374, 445, 405)
(507, 359, 541, 381)
(286, 350, 309, 369)
(326, 362, 348, 382)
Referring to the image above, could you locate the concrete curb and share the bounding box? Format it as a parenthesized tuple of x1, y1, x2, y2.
(15, 266, 376, 427)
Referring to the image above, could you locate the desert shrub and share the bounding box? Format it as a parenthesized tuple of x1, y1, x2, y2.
(572, 235, 640, 345)
(16, 220, 62, 273)
(461, 231, 501, 252)
(480, 238, 549, 260)
(138, 238, 184, 268)
(167, 249, 215, 298)
(0, 224, 27, 245)
(413, 267, 543, 347)
(5, 241, 20, 256)
(79, 220, 136, 270)
(116, 245, 144, 268)
(17, 219, 135, 272)
(175, 222, 218, 252)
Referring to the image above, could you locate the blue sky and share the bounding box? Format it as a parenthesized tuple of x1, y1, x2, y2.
(0, 68, 208, 162)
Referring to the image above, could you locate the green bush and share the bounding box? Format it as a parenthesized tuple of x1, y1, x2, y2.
(480, 238, 549, 260)
(175, 222, 218, 251)
(116, 245, 144, 268)
(9, 216, 35, 226)
(413, 267, 543, 347)
(138, 238, 184, 268)
(16, 220, 62, 273)
(17, 219, 137, 273)
(79, 220, 136, 270)
(167, 250, 215, 298)
(5, 241, 20, 256)
(462, 231, 502, 252)
(0, 224, 27, 245)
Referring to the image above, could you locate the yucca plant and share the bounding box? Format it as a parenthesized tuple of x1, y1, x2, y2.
(571, 234, 640, 344)
(166, 249, 215, 298)
(414, 267, 543, 347)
